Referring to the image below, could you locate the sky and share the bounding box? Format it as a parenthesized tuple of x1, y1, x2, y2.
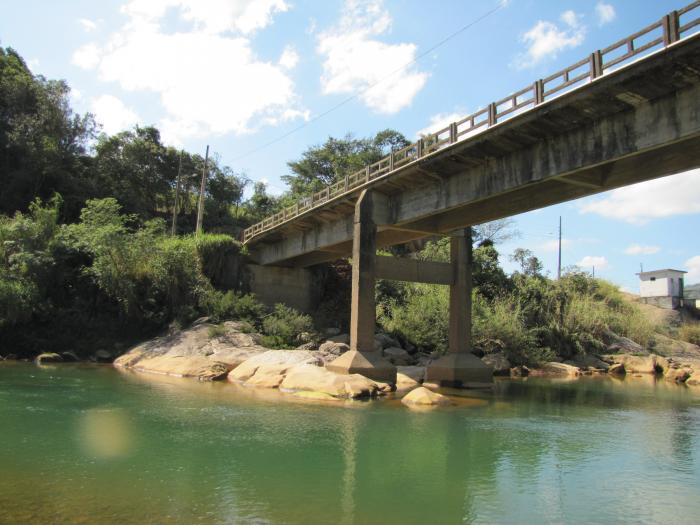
(1, 0, 699, 292)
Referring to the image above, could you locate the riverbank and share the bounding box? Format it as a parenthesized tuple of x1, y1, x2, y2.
(102, 319, 700, 407)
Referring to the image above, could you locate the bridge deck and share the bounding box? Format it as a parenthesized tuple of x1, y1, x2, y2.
(244, 2, 700, 267)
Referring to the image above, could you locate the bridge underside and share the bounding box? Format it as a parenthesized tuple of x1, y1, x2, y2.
(245, 33, 700, 385)
(250, 34, 700, 268)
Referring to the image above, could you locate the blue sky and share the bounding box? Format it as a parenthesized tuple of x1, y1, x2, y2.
(1, 0, 699, 291)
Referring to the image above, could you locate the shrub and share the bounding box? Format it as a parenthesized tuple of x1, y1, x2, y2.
(380, 283, 449, 353)
(208, 323, 227, 339)
(262, 304, 314, 348)
(204, 290, 266, 326)
(679, 323, 700, 345)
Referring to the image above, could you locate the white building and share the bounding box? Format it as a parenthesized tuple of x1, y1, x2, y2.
(637, 269, 686, 309)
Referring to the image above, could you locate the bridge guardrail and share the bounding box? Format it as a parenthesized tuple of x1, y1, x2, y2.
(243, 1, 700, 244)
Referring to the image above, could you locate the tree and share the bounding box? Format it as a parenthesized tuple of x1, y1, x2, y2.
(0, 47, 96, 218)
(510, 248, 544, 277)
(282, 129, 410, 199)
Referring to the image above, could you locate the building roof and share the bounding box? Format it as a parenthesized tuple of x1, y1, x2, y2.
(636, 269, 687, 278)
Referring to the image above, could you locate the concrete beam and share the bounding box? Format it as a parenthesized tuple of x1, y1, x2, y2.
(375, 255, 452, 285)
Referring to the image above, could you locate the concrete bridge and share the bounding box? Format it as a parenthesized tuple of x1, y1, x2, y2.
(243, 3, 700, 386)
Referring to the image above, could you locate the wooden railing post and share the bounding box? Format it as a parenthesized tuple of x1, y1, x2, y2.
(663, 11, 680, 45)
(449, 122, 458, 143)
(389, 152, 394, 171)
(365, 165, 370, 182)
(416, 139, 423, 158)
(590, 50, 603, 78)
(488, 103, 497, 126)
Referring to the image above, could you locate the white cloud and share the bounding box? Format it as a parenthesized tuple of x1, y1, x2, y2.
(317, 0, 428, 114)
(514, 10, 586, 69)
(72, 0, 304, 143)
(624, 244, 660, 255)
(91, 95, 140, 135)
(278, 45, 299, 69)
(72, 43, 101, 69)
(577, 255, 608, 270)
(415, 112, 464, 138)
(70, 88, 82, 102)
(579, 169, 700, 224)
(540, 238, 572, 252)
(595, 2, 616, 26)
(121, 0, 289, 35)
(79, 18, 98, 32)
(686, 255, 700, 283)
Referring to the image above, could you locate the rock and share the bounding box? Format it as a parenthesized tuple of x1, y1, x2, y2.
(94, 350, 113, 363)
(654, 355, 670, 374)
(396, 365, 424, 390)
(319, 341, 350, 355)
(665, 368, 692, 383)
(279, 364, 379, 398)
(293, 391, 339, 401)
(605, 331, 644, 354)
(608, 363, 625, 375)
(323, 327, 341, 337)
(534, 362, 581, 377)
(243, 364, 287, 388)
(572, 354, 610, 371)
(397, 366, 425, 383)
(327, 333, 350, 345)
(375, 333, 401, 349)
(481, 352, 511, 376)
(686, 370, 700, 387)
(383, 347, 411, 365)
(401, 387, 452, 408)
(115, 321, 271, 380)
(295, 342, 318, 351)
(510, 365, 530, 377)
(228, 350, 321, 383)
(35, 353, 63, 364)
(604, 354, 660, 374)
(60, 351, 80, 362)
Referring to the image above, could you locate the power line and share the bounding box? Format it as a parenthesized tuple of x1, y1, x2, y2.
(231, 0, 508, 163)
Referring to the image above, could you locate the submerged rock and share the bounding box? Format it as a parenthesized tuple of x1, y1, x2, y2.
(401, 386, 452, 408)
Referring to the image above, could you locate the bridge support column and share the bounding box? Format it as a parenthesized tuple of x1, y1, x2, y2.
(325, 190, 397, 384)
(426, 227, 493, 387)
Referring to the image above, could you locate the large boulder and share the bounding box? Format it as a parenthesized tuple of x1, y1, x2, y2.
(686, 369, 700, 387)
(279, 364, 380, 398)
(115, 321, 269, 380)
(318, 341, 350, 357)
(35, 353, 63, 365)
(664, 367, 692, 383)
(327, 333, 350, 345)
(603, 354, 661, 374)
(375, 333, 401, 350)
(401, 387, 452, 408)
(383, 347, 411, 365)
(534, 362, 582, 377)
(481, 352, 511, 375)
(571, 354, 610, 371)
(605, 331, 644, 354)
(228, 350, 321, 383)
(396, 366, 425, 390)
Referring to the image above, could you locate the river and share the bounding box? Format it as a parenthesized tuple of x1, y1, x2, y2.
(1, 362, 699, 524)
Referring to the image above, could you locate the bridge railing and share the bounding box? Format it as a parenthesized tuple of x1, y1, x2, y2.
(243, 1, 700, 244)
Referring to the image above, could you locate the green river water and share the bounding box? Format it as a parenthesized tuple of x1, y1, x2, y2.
(1, 362, 699, 525)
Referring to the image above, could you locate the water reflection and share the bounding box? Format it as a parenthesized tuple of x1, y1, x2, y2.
(1, 364, 700, 525)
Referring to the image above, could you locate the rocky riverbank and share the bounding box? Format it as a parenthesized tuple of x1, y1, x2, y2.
(106, 318, 700, 407)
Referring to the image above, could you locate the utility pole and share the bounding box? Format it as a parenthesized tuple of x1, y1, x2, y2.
(557, 215, 562, 280)
(195, 145, 209, 236)
(171, 150, 183, 236)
